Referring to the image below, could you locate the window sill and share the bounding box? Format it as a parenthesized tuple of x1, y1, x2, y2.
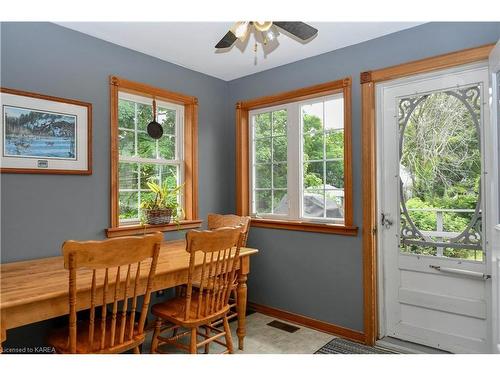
(106, 220, 203, 238)
(250, 218, 358, 236)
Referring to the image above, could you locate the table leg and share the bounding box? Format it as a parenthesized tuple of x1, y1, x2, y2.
(236, 272, 247, 351)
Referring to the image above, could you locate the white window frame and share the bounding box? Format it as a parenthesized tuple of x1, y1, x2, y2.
(248, 92, 345, 224)
(118, 91, 185, 224)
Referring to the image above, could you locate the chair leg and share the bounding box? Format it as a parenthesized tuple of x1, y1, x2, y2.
(189, 328, 198, 354)
(204, 326, 210, 354)
(232, 288, 237, 304)
(223, 316, 234, 354)
(151, 317, 162, 353)
(133, 346, 141, 354)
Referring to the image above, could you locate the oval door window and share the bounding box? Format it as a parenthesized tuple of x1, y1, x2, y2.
(398, 85, 483, 261)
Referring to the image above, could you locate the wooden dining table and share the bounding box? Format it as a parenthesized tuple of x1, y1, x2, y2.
(0, 239, 259, 352)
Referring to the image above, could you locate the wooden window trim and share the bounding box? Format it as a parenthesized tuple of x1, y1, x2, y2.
(360, 43, 494, 346)
(107, 76, 199, 236)
(236, 77, 356, 235)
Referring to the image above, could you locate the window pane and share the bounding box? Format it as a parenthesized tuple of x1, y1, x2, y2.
(159, 165, 178, 189)
(119, 191, 138, 220)
(140, 163, 157, 189)
(255, 164, 272, 188)
(158, 107, 176, 135)
(140, 164, 179, 190)
(119, 130, 135, 157)
(303, 189, 325, 218)
(303, 132, 324, 161)
(158, 135, 175, 160)
(272, 136, 287, 162)
(273, 163, 287, 189)
(119, 162, 138, 189)
(255, 138, 271, 163)
(136, 103, 153, 132)
(304, 161, 325, 189)
(255, 112, 271, 137)
(325, 190, 344, 219)
(272, 110, 287, 136)
(137, 131, 156, 159)
(326, 160, 344, 188)
(399, 86, 482, 261)
(302, 101, 324, 131)
(324, 96, 344, 131)
(325, 130, 344, 160)
(255, 190, 272, 214)
(118, 99, 135, 129)
(273, 190, 288, 214)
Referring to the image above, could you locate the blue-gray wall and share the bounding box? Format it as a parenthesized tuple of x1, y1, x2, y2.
(0, 22, 232, 263)
(1, 22, 499, 348)
(228, 22, 500, 332)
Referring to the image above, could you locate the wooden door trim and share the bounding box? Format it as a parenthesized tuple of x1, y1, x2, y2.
(360, 43, 494, 346)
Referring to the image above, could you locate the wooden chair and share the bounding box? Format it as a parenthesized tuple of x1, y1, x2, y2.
(206, 214, 251, 322)
(48, 233, 162, 354)
(150, 227, 243, 354)
(207, 214, 251, 246)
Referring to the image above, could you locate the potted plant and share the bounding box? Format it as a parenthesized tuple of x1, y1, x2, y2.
(140, 178, 183, 225)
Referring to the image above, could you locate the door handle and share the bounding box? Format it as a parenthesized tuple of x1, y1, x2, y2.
(381, 213, 394, 229)
(429, 265, 491, 280)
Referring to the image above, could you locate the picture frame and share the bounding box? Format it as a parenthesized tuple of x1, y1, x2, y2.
(0, 88, 92, 174)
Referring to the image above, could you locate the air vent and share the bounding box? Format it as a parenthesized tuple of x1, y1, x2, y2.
(267, 320, 300, 333)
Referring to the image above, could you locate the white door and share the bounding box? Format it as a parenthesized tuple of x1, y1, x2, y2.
(489, 40, 500, 354)
(377, 62, 496, 353)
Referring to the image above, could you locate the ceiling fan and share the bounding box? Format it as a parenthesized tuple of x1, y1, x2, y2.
(215, 21, 318, 49)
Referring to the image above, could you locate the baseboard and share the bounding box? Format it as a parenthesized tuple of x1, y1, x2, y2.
(248, 302, 366, 344)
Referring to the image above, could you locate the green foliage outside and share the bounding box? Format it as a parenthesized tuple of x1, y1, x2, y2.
(118, 99, 179, 221)
(253, 108, 345, 215)
(400, 90, 482, 261)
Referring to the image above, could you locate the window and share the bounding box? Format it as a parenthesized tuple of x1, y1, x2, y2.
(117, 92, 183, 223)
(237, 78, 356, 235)
(107, 76, 200, 237)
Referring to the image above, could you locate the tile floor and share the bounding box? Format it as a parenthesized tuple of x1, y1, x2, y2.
(142, 312, 335, 354)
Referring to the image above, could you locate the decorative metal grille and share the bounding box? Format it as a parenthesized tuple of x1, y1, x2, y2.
(398, 85, 483, 253)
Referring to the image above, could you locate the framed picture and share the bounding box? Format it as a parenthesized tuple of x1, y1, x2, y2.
(0, 88, 92, 174)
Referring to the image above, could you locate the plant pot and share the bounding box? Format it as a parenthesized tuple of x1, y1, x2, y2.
(143, 208, 173, 225)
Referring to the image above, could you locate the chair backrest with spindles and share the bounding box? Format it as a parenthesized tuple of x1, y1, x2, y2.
(62, 232, 162, 354)
(207, 214, 251, 246)
(184, 228, 243, 321)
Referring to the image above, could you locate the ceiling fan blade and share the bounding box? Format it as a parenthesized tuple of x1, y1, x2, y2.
(215, 30, 237, 49)
(273, 22, 318, 40)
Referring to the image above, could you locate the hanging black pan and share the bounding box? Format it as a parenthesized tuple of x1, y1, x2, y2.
(147, 98, 163, 139)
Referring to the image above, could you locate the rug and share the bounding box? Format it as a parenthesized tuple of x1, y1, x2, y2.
(315, 338, 399, 354)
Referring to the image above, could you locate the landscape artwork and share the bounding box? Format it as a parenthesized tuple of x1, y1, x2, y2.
(3, 105, 77, 159)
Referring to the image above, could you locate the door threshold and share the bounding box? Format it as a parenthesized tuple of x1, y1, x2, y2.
(376, 337, 451, 354)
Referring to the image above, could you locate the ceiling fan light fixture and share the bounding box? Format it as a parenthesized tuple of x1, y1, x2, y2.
(253, 21, 273, 32)
(266, 28, 276, 41)
(231, 21, 250, 40)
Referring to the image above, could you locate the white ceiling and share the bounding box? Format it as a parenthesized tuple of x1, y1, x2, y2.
(57, 22, 423, 81)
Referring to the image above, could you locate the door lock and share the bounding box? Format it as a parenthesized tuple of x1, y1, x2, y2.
(381, 213, 394, 229)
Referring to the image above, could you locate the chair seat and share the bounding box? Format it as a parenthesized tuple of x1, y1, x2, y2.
(152, 292, 230, 327)
(48, 316, 143, 354)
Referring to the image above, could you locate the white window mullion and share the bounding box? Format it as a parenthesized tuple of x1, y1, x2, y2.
(322, 100, 327, 219)
(287, 103, 300, 220)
